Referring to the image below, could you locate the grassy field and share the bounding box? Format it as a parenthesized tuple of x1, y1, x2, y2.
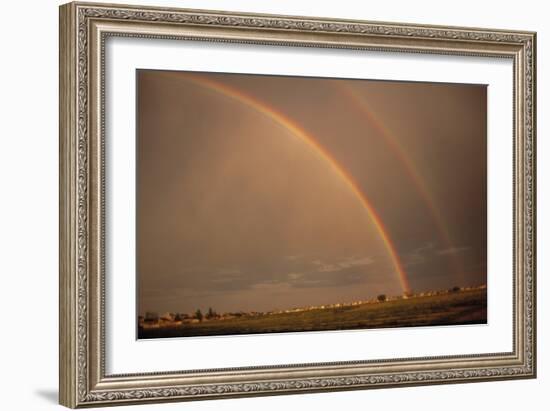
(138, 288, 486, 339)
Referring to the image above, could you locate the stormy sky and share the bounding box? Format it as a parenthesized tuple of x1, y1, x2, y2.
(136, 69, 487, 315)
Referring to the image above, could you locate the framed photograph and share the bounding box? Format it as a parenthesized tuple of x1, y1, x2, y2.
(59, 2, 536, 408)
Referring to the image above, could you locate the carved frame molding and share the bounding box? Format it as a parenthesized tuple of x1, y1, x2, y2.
(59, 2, 536, 408)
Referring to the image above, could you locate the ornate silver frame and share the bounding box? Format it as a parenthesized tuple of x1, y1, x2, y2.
(59, 2, 536, 408)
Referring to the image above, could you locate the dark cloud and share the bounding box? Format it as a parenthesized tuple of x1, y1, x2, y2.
(287, 264, 387, 289)
(437, 246, 471, 255)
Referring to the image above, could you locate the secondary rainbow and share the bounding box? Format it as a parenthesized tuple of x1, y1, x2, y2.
(339, 83, 463, 282)
(159, 71, 411, 294)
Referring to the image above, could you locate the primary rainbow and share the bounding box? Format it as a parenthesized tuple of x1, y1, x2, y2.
(158, 71, 411, 294)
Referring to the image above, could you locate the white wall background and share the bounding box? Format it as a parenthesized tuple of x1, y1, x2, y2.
(0, 0, 546, 409)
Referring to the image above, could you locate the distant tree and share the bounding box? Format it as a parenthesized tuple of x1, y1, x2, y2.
(206, 307, 216, 319)
(195, 309, 203, 322)
(450, 286, 461, 293)
(377, 294, 387, 302)
(174, 313, 182, 322)
(144, 312, 159, 322)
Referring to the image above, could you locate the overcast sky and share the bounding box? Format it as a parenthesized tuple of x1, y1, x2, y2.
(136, 69, 487, 315)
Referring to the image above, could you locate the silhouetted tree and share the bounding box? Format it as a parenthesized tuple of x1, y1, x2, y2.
(144, 312, 159, 322)
(450, 286, 461, 293)
(195, 309, 203, 322)
(206, 307, 216, 319)
(377, 294, 387, 302)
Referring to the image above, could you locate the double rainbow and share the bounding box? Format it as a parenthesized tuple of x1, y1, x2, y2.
(157, 71, 412, 294)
